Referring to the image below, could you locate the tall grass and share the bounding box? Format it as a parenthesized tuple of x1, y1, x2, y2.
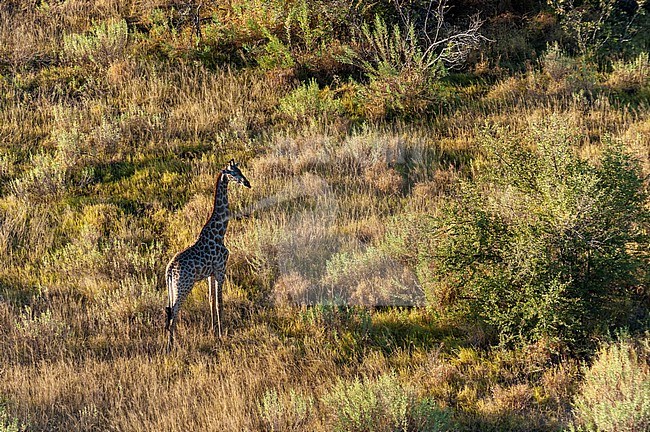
(0, 1, 649, 430)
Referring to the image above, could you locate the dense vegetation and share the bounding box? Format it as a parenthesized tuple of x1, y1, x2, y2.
(1, 0, 649, 430)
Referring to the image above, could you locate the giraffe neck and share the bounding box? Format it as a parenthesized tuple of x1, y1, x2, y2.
(203, 172, 229, 240)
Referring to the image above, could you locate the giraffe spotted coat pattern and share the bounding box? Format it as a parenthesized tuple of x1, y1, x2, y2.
(165, 159, 250, 351)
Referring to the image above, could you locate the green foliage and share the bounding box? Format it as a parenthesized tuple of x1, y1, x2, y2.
(9, 153, 67, 201)
(278, 79, 343, 122)
(548, 0, 650, 59)
(571, 336, 650, 431)
(341, 15, 447, 119)
(342, 15, 445, 82)
(8, 109, 99, 202)
(607, 51, 650, 96)
(63, 19, 129, 68)
(288, 0, 316, 51)
(258, 27, 295, 70)
(417, 117, 649, 351)
(323, 374, 454, 432)
(17, 307, 68, 340)
(282, 0, 331, 55)
(226, 0, 347, 73)
(542, 42, 600, 95)
(258, 388, 314, 431)
(0, 404, 25, 432)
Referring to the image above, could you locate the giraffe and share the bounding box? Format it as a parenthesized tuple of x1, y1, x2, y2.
(165, 159, 251, 351)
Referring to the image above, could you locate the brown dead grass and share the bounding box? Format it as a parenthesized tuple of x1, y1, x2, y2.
(1, 1, 648, 430)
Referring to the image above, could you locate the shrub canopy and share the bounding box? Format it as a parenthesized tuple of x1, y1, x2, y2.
(418, 117, 649, 352)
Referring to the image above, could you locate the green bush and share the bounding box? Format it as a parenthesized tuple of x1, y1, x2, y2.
(341, 15, 445, 82)
(607, 51, 650, 95)
(323, 374, 454, 432)
(278, 79, 343, 123)
(258, 27, 295, 70)
(341, 15, 446, 119)
(571, 336, 650, 431)
(416, 116, 649, 351)
(63, 19, 129, 68)
(9, 153, 67, 201)
(541, 42, 600, 95)
(0, 403, 25, 432)
(258, 388, 314, 431)
(549, 0, 650, 59)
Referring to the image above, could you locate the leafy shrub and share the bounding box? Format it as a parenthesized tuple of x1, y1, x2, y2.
(541, 42, 599, 96)
(341, 15, 447, 119)
(258, 388, 314, 431)
(63, 19, 129, 68)
(17, 307, 68, 340)
(607, 51, 650, 95)
(279, 79, 343, 123)
(549, 0, 650, 59)
(219, 0, 349, 74)
(339, 6, 486, 119)
(342, 15, 445, 82)
(9, 113, 96, 203)
(542, 42, 582, 82)
(9, 153, 68, 201)
(323, 374, 454, 432)
(486, 44, 600, 103)
(359, 68, 446, 120)
(571, 336, 650, 431)
(416, 116, 649, 351)
(258, 28, 295, 70)
(14, 306, 71, 362)
(0, 403, 25, 432)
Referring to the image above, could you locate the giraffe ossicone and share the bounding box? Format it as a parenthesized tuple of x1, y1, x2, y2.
(165, 159, 250, 351)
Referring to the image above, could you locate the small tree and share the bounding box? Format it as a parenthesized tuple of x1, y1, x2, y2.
(340, 0, 487, 118)
(548, 0, 650, 60)
(418, 117, 649, 352)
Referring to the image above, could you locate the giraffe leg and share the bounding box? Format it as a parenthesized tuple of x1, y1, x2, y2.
(167, 315, 176, 352)
(166, 278, 193, 352)
(208, 275, 216, 335)
(167, 301, 185, 352)
(166, 272, 174, 331)
(166, 273, 175, 351)
(215, 248, 229, 339)
(215, 272, 224, 338)
(165, 305, 172, 332)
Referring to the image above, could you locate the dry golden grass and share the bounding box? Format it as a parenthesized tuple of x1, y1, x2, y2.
(2, 90, 646, 430)
(1, 1, 649, 430)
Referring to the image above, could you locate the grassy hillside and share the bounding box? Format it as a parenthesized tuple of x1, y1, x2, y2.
(1, 1, 649, 430)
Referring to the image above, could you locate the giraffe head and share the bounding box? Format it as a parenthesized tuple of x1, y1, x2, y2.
(222, 159, 251, 188)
